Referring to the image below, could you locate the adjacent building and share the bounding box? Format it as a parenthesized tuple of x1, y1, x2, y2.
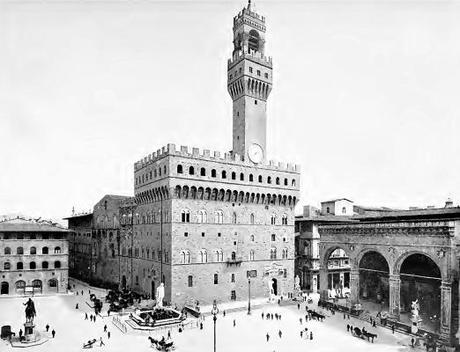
(0, 217, 69, 296)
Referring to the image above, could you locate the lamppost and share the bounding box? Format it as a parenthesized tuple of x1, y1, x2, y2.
(247, 277, 251, 315)
(211, 299, 219, 352)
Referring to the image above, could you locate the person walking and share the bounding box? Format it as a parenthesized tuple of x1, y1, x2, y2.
(46, 324, 50, 332)
(233, 319, 236, 327)
(261, 312, 264, 319)
(347, 324, 350, 332)
(104, 324, 107, 333)
(298, 303, 300, 310)
(411, 337, 415, 347)
(223, 310, 226, 317)
(99, 337, 105, 346)
(167, 330, 171, 339)
(392, 325, 395, 334)
(278, 330, 282, 338)
(310, 331, 313, 340)
(300, 331, 303, 338)
(52, 329, 56, 338)
(19, 329, 23, 340)
(107, 331, 111, 339)
(266, 333, 270, 342)
(85, 313, 88, 320)
(299, 318, 303, 324)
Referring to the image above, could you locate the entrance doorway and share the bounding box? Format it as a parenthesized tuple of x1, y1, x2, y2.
(151, 281, 155, 298)
(1, 282, 8, 295)
(272, 278, 278, 296)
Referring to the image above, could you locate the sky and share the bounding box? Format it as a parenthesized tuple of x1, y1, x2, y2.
(1, 0, 459, 221)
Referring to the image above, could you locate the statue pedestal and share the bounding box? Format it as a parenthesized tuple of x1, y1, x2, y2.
(24, 322, 37, 342)
(410, 317, 422, 334)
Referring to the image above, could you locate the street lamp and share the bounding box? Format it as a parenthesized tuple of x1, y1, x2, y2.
(211, 299, 219, 352)
(247, 277, 251, 315)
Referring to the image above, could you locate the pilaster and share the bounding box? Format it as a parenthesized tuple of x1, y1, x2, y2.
(349, 270, 359, 305)
(389, 274, 401, 320)
(440, 281, 453, 345)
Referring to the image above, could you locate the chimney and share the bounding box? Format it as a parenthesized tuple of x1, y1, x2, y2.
(445, 198, 453, 208)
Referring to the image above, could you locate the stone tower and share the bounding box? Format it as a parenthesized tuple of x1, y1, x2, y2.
(228, 0, 272, 164)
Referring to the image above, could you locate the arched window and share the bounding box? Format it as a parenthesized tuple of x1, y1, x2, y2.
(271, 214, 276, 225)
(214, 273, 218, 284)
(189, 166, 195, 175)
(4, 247, 11, 255)
(54, 246, 61, 254)
(248, 29, 260, 52)
(181, 210, 190, 223)
(222, 170, 227, 179)
(240, 173, 244, 181)
(198, 210, 207, 223)
(326, 207, 330, 214)
(231, 251, 236, 260)
(214, 210, 224, 224)
(177, 165, 183, 174)
(4, 262, 11, 270)
(250, 213, 255, 224)
(231, 172, 236, 180)
(211, 169, 217, 178)
(258, 175, 263, 183)
(215, 249, 223, 262)
(16, 262, 23, 270)
(342, 207, 347, 214)
(284, 178, 288, 186)
(267, 176, 272, 184)
(185, 250, 191, 264)
(292, 179, 296, 186)
(48, 279, 58, 288)
(270, 248, 277, 260)
(200, 250, 207, 263)
(249, 250, 255, 261)
(282, 214, 288, 225)
(54, 261, 61, 269)
(232, 212, 237, 224)
(15, 280, 26, 293)
(249, 174, 254, 182)
(282, 248, 288, 259)
(188, 275, 193, 287)
(180, 251, 186, 264)
(276, 177, 280, 185)
(17, 247, 24, 255)
(29, 262, 36, 270)
(42, 247, 49, 254)
(200, 168, 206, 176)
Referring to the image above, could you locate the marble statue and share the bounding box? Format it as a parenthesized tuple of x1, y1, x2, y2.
(156, 282, 165, 308)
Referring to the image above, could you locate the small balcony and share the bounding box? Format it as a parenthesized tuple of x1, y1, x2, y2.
(226, 256, 243, 266)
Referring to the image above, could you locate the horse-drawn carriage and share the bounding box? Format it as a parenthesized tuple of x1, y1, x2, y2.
(82, 339, 97, 349)
(148, 336, 175, 351)
(352, 327, 378, 343)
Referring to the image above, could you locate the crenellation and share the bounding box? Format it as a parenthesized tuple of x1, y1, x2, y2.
(192, 147, 200, 156)
(203, 149, 210, 157)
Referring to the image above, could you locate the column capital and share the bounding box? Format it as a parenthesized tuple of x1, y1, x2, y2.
(441, 281, 452, 288)
(389, 274, 401, 281)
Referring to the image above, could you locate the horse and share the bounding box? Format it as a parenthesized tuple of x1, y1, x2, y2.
(363, 331, 378, 343)
(24, 299, 36, 323)
(353, 327, 364, 338)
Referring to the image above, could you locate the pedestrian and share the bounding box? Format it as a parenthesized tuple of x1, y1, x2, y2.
(94, 315, 97, 323)
(200, 322, 203, 330)
(411, 337, 415, 347)
(46, 324, 50, 332)
(266, 333, 270, 342)
(223, 310, 226, 317)
(344, 313, 346, 319)
(350, 325, 353, 333)
(275, 313, 278, 320)
(298, 303, 300, 310)
(104, 324, 107, 332)
(279, 314, 281, 320)
(233, 319, 236, 327)
(278, 330, 282, 338)
(81, 290, 83, 295)
(52, 329, 56, 338)
(310, 331, 313, 340)
(99, 337, 105, 346)
(392, 325, 395, 334)
(347, 324, 350, 332)
(89, 290, 91, 294)
(299, 318, 302, 324)
(85, 313, 88, 320)
(300, 331, 303, 338)
(107, 331, 111, 339)
(107, 309, 111, 316)
(262, 312, 264, 319)
(76, 291, 79, 296)
(271, 314, 273, 320)
(167, 330, 171, 339)
(19, 329, 23, 340)
(76, 303, 79, 309)
(305, 314, 308, 322)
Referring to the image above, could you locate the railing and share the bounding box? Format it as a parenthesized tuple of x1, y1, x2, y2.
(112, 315, 128, 334)
(226, 257, 243, 265)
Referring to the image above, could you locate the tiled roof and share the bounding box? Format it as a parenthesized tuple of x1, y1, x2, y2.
(321, 198, 353, 203)
(0, 217, 69, 232)
(355, 207, 460, 220)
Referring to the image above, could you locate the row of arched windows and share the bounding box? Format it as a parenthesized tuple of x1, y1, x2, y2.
(3, 260, 62, 270)
(180, 209, 289, 225)
(178, 247, 289, 264)
(176, 164, 296, 187)
(3, 246, 62, 255)
(135, 164, 168, 186)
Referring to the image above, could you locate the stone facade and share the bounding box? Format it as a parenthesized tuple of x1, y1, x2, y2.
(316, 207, 460, 347)
(0, 217, 69, 296)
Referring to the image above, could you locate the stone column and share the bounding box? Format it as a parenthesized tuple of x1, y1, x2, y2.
(319, 268, 329, 301)
(440, 281, 453, 346)
(312, 274, 318, 293)
(389, 274, 401, 320)
(349, 270, 359, 305)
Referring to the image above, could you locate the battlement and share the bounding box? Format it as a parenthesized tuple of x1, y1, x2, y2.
(234, 6, 265, 24)
(228, 50, 272, 69)
(134, 143, 300, 173)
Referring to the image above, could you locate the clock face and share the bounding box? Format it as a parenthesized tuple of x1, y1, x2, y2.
(248, 143, 264, 163)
